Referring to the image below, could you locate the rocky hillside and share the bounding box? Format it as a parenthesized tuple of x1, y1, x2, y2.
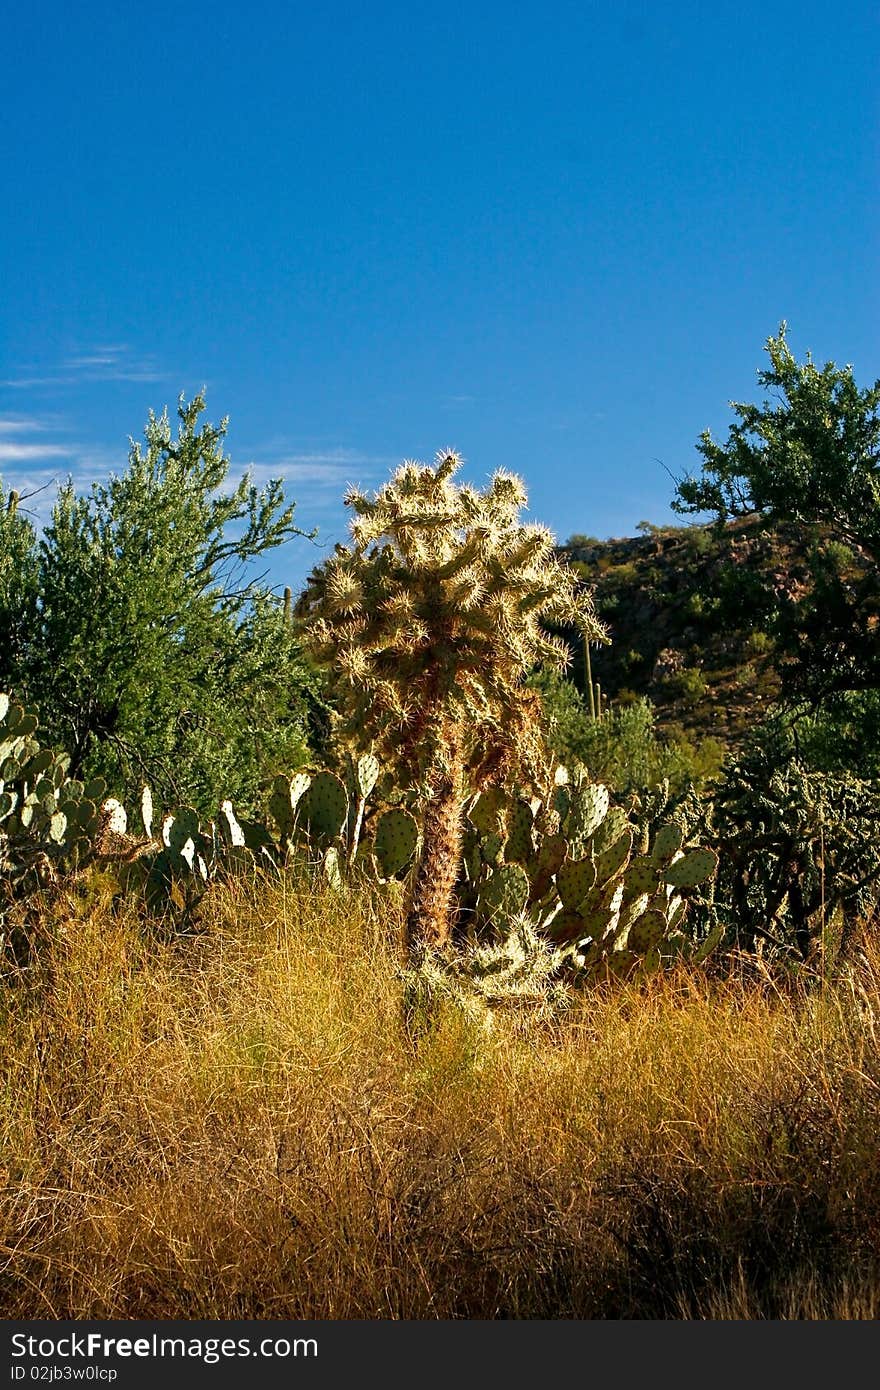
(555, 516, 824, 752)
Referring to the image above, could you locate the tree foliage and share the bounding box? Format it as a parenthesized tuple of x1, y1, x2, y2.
(674, 325, 880, 702)
(0, 488, 39, 687)
(674, 323, 880, 549)
(0, 394, 322, 813)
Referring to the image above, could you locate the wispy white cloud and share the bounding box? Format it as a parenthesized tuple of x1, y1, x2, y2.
(270, 447, 393, 469)
(3, 344, 165, 389)
(245, 447, 396, 492)
(0, 415, 50, 435)
(1, 426, 394, 552)
(0, 407, 131, 525)
(64, 354, 122, 369)
(0, 413, 76, 470)
(0, 442, 72, 462)
(237, 446, 399, 554)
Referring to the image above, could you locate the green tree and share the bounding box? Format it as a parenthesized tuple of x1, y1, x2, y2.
(673, 324, 880, 703)
(295, 451, 606, 956)
(0, 487, 40, 692)
(1, 394, 322, 813)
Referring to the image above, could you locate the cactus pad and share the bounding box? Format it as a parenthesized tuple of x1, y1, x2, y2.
(607, 948, 638, 979)
(546, 908, 590, 944)
(552, 783, 571, 823)
(618, 892, 650, 931)
(168, 807, 200, 856)
(592, 805, 629, 853)
(21, 749, 54, 780)
(468, 787, 506, 836)
(297, 770, 348, 843)
(651, 821, 684, 863)
(556, 856, 597, 910)
(218, 800, 246, 847)
(627, 909, 667, 953)
(664, 847, 718, 889)
(323, 846, 344, 890)
(477, 862, 529, 923)
(140, 786, 153, 839)
(374, 808, 418, 877)
(355, 753, 380, 800)
(667, 895, 687, 933)
(693, 922, 724, 962)
(565, 786, 610, 855)
(290, 771, 312, 808)
(101, 798, 128, 836)
(578, 906, 615, 942)
(594, 828, 633, 885)
(535, 832, 567, 877)
(480, 832, 503, 866)
(623, 857, 661, 898)
(269, 789, 293, 832)
(503, 797, 534, 863)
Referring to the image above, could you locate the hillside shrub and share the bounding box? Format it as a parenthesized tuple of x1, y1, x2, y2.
(531, 672, 723, 795)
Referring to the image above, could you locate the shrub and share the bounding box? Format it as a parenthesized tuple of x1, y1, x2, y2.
(531, 672, 722, 796)
(662, 667, 708, 706)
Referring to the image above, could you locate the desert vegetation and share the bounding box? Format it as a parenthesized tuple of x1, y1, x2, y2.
(1, 326, 880, 1318)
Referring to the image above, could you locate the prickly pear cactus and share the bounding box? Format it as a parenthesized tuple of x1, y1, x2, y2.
(354, 753, 380, 800)
(141, 785, 154, 839)
(625, 908, 667, 953)
(664, 847, 718, 889)
(651, 821, 684, 864)
(476, 862, 530, 926)
(0, 693, 726, 977)
(503, 798, 534, 864)
(452, 758, 722, 980)
(468, 787, 507, 837)
(556, 857, 597, 911)
(295, 771, 348, 846)
(623, 857, 661, 898)
(373, 807, 419, 878)
(217, 799, 246, 847)
(566, 778, 610, 853)
(344, 752, 380, 857)
(166, 806, 200, 857)
(594, 828, 633, 884)
(269, 772, 312, 841)
(0, 694, 111, 914)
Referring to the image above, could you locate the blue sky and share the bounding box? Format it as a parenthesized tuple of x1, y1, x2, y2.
(2, 0, 877, 597)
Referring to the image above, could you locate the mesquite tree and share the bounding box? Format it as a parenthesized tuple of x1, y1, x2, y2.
(295, 450, 606, 957)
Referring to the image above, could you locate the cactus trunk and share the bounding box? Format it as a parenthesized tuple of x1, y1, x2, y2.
(405, 749, 467, 959)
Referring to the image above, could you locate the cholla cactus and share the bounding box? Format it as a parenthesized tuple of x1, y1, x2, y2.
(295, 451, 607, 956)
(401, 915, 571, 1039)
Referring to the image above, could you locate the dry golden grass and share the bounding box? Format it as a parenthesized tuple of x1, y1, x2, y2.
(2, 868, 880, 1318)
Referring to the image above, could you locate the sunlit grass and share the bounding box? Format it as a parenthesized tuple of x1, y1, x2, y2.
(2, 871, 879, 1318)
